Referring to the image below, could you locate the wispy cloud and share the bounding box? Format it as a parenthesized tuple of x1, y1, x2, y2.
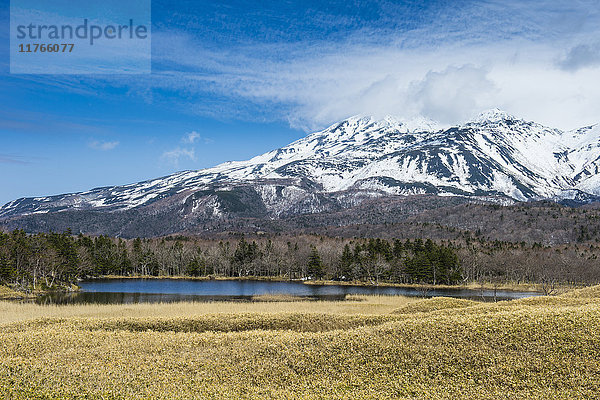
(89, 140, 119, 151)
(161, 131, 212, 167)
(0, 108, 110, 135)
(5, 0, 600, 131)
(0, 154, 31, 165)
(182, 131, 201, 144)
(161, 147, 196, 167)
(150, 40, 598, 130)
(135, 0, 600, 130)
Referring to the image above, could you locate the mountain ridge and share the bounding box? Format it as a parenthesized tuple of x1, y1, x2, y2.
(2, 109, 600, 236)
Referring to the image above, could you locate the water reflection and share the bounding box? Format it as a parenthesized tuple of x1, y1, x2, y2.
(36, 279, 541, 305)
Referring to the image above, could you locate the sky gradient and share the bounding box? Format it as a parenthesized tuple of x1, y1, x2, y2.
(1, 0, 600, 206)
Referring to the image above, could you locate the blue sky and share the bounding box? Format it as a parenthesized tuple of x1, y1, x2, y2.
(1, 0, 600, 205)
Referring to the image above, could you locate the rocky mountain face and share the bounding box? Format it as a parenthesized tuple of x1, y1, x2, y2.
(1, 109, 599, 237)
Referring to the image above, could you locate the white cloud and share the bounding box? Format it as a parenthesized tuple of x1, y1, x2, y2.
(182, 131, 201, 144)
(89, 140, 119, 151)
(489, 63, 600, 130)
(409, 65, 499, 125)
(144, 32, 600, 131)
(161, 131, 213, 167)
(161, 147, 196, 167)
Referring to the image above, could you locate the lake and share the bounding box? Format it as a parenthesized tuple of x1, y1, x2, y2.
(36, 278, 541, 304)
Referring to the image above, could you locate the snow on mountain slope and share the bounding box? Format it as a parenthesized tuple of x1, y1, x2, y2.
(563, 124, 600, 195)
(1, 110, 599, 220)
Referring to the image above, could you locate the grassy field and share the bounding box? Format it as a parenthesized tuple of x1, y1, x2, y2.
(1, 289, 600, 399)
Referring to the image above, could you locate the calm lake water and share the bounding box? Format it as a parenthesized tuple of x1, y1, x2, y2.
(36, 279, 541, 304)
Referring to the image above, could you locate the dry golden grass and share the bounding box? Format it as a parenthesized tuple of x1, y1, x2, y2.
(392, 296, 479, 314)
(559, 284, 600, 299)
(251, 294, 309, 302)
(0, 285, 26, 300)
(0, 294, 413, 325)
(1, 290, 600, 399)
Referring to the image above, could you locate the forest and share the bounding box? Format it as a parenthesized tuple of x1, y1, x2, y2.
(1, 228, 599, 291)
(0, 229, 461, 290)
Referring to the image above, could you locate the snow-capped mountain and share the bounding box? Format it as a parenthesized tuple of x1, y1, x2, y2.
(1, 110, 600, 229)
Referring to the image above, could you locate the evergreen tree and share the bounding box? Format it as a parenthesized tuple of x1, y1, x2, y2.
(338, 244, 354, 280)
(307, 247, 324, 279)
(0, 233, 13, 282)
(0, 253, 14, 283)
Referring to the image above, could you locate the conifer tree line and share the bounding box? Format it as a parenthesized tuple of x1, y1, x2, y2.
(1, 229, 599, 290)
(0, 229, 462, 289)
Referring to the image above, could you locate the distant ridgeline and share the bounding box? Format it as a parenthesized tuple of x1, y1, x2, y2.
(2, 112, 600, 239)
(0, 229, 463, 290)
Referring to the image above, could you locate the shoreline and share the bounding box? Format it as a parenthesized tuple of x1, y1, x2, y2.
(4, 276, 578, 300)
(0, 286, 36, 300)
(0, 284, 80, 300)
(90, 275, 552, 293)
